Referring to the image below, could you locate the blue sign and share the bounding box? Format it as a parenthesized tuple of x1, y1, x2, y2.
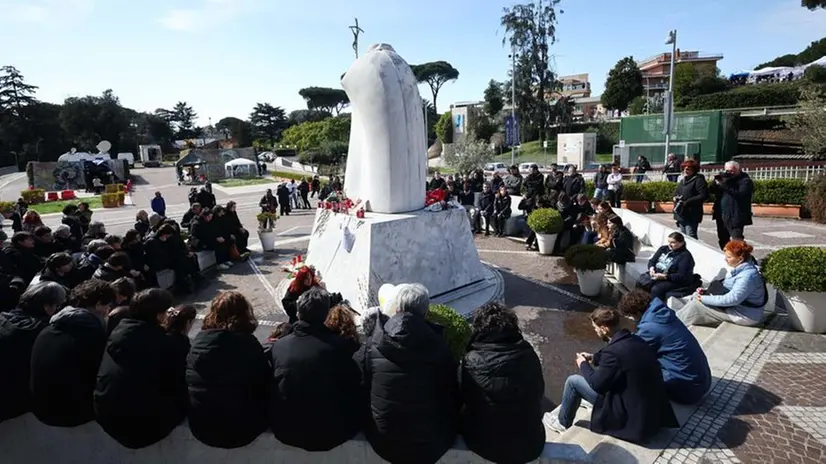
(505, 115, 519, 146)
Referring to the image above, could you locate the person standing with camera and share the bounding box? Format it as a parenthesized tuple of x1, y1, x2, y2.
(672, 160, 708, 240)
(710, 161, 753, 250)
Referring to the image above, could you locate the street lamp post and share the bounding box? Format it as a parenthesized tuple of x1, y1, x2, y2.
(509, 45, 517, 166)
(664, 29, 677, 164)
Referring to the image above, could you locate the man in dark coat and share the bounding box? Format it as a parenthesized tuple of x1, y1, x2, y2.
(268, 287, 363, 451)
(460, 303, 545, 464)
(276, 183, 291, 216)
(472, 183, 495, 236)
(0, 282, 66, 423)
(563, 166, 586, 198)
(672, 159, 708, 239)
(710, 161, 753, 250)
(356, 284, 459, 464)
(29, 280, 116, 427)
(181, 203, 202, 230)
(2, 232, 44, 284)
(522, 164, 545, 212)
(545, 307, 678, 444)
(196, 185, 216, 209)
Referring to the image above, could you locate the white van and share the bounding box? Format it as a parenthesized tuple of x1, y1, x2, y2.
(117, 152, 135, 168)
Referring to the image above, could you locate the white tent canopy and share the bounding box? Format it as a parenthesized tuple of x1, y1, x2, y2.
(224, 157, 258, 178)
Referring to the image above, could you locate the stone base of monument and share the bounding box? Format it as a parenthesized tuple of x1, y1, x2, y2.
(276, 207, 503, 317)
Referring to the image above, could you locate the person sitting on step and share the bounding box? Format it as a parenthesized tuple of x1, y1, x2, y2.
(544, 307, 677, 444)
(636, 232, 697, 301)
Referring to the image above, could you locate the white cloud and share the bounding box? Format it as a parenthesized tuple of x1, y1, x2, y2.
(157, 0, 255, 32)
(0, 0, 94, 24)
(762, 0, 826, 38)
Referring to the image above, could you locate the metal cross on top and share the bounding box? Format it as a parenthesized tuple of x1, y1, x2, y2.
(348, 17, 364, 58)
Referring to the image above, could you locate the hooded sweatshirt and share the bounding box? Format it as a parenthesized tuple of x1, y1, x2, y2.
(635, 298, 711, 404)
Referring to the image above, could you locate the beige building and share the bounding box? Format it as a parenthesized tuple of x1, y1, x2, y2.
(638, 50, 723, 98)
(557, 73, 591, 99)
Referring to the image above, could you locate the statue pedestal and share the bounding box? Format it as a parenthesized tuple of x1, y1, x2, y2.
(301, 207, 502, 316)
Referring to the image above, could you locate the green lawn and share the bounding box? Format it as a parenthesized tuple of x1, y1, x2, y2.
(29, 197, 103, 214)
(214, 177, 276, 188)
(491, 140, 613, 167)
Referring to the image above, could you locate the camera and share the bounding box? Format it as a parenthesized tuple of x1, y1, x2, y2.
(714, 171, 732, 182)
(674, 195, 684, 215)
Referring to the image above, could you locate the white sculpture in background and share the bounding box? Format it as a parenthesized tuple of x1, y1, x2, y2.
(341, 43, 427, 214)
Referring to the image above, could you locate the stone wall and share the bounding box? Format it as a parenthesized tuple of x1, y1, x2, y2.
(0, 413, 589, 463)
(27, 160, 127, 191)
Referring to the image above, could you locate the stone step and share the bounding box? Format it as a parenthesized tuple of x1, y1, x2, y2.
(688, 324, 717, 346)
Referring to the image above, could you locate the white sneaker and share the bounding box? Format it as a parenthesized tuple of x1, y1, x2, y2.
(581, 400, 594, 410)
(218, 263, 232, 270)
(543, 412, 568, 434)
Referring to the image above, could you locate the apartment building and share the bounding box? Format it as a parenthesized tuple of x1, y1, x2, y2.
(638, 50, 723, 98)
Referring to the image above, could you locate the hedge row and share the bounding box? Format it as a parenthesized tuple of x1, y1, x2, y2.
(680, 82, 819, 111)
(582, 178, 808, 205)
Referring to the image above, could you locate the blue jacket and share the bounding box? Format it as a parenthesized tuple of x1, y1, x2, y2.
(701, 261, 766, 325)
(647, 245, 695, 286)
(151, 197, 166, 216)
(635, 298, 711, 405)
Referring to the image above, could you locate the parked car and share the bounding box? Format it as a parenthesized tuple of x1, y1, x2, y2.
(519, 162, 547, 174)
(484, 162, 509, 175)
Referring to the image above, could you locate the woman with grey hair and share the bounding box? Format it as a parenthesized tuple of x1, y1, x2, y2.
(357, 283, 460, 464)
(459, 302, 545, 463)
(0, 281, 67, 423)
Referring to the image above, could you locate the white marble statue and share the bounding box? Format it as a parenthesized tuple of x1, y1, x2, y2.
(341, 43, 427, 214)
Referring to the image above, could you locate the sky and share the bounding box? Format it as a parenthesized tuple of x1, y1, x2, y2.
(1, 0, 825, 126)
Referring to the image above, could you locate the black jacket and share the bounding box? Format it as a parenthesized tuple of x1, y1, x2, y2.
(259, 194, 278, 213)
(196, 190, 216, 209)
(186, 329, 270, 448)
(54, 235, 82, 254)
(674, 174, 708, 224)
(134, 219, 150, 238)
(581, 330, 678, 443)
(458, 190, 475, 206)
(647, 245, 695, 287)
(30, 306, 107, 427)
(494, 194, 512, 218)
(75, 253, 105, 281)
(226, 211, 244, 232)
(181, 209, 197, 229)
(357, 312, 460, 464)
(0, 307, 50, 422)
(523, 172, 545, 200)
(545, 174, 564, 193)
(268, 321, 363, 451)
(122, 242, 147, 274)
(429, 177, 447, 191)
(61, 215, 83, 240)
(609, 227, 636, 264)
(143, 236, 173, 271)
(711, 172, 754, 229)
(460, 329, 545, 464)
(34, 240, 60, 259)
(478, 191, 495, 215)
(563, 174, 586, 198)
(92, 264, 128, 283)
(2, 244, 43, 284)
(189, 217, 217, 251)
(94, 319, 189, 449)
(39, 267, 80, 290)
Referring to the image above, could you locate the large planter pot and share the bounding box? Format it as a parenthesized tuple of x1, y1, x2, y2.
(621, 200, 650, 213)
(782, 291, 826, 334)
(535, 233, 558, 256)
(575, 269, 605, 297)
(652, 201, 674, 213)
(258, 230, 277, 252)
(703, 203, 713, 214)
(752, 204, 801, 219)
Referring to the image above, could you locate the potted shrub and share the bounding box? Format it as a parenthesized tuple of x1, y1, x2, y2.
(427, 304, 472, 361)
(527, 208, 563, 255)
(115, 192, 126, 206)
(20, 189, 45, 205)
(619, 183, 650, 213)
(645, 181, 678, 213)
(564, 244, 609, 297)
(762, 247, 826, 333)
(256, 212, 278, 252)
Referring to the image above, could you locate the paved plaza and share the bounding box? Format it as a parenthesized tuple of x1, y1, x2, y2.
(3, 167, 826, 461)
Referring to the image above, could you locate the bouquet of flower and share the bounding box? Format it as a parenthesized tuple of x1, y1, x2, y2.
(282, 254, 307, 278)
(256, 212, 278, 231)
(321, 193, 356, 214)
(425, 189, 447, 207)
